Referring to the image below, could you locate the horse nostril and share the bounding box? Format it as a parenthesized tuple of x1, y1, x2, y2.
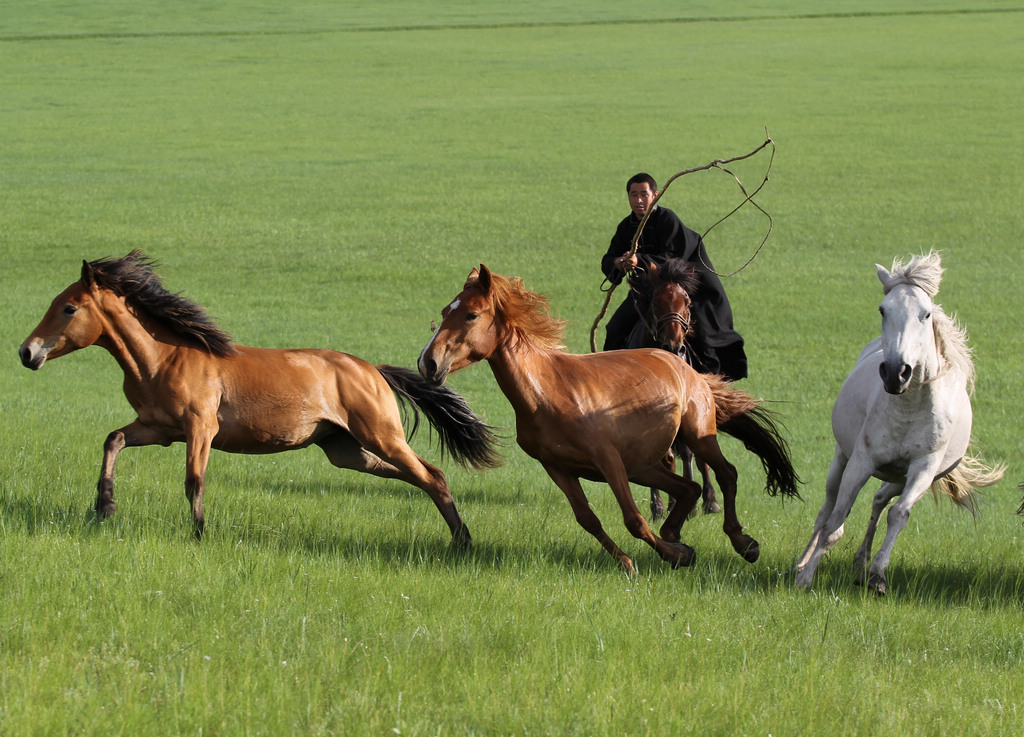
(420, 357, 436, 379)
(900, 364, 913, 383)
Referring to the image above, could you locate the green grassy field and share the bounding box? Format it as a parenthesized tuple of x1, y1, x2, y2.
(2, 2, 1023, 735)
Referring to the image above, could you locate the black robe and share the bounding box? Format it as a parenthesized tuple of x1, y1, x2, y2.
(601, 206, 748, 381)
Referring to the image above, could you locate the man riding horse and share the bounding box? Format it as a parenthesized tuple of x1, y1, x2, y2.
(601, 172, 747, 382)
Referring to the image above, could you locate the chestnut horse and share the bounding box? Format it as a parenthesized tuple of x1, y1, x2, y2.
(419, 265, 799, 573)
(19, 251, 498, 544)
(626, 258, 720, 519)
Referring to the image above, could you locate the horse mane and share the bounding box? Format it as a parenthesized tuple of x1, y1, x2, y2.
(485, 271, 566, 350)
(932, 306, 976, 393)
(628, 257, 698, 314)
(879, 250, 943, 297)
(881, 251, 975, 392)
(88, 250, 237, 357)
(655, 258, 700, 292)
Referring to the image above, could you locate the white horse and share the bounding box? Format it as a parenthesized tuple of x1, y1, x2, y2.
(794, 251, 1004, 595)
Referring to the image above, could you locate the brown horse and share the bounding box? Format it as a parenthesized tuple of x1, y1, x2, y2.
(627, 259, 720, 519)
(419, 265, 799, 573)
(19, 251, 498, 544)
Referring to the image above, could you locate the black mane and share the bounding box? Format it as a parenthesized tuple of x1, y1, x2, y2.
(629, 257, 700, 313)
(87, 250, 237, 357)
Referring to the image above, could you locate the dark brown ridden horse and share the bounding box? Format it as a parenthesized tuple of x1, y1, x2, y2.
(419, 265, 799, 573)
(626, 259, 720, 519)
(19, 251, 498, 544)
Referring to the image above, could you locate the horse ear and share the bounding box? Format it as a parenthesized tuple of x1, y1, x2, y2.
(478, 264, 492, 294)
(875, 263, 892, 285)
(81, 259, 96, 289)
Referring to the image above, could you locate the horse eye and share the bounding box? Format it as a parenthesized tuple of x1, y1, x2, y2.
(466, 313, 479, 322)
(878, 307, 885, 317)
(63, 304, 78, 316)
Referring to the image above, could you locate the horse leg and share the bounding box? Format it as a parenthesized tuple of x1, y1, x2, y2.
(649, 487, 666, 522)
(698, 459, 721, 514)
(793, 447, 847, 573)
(649, 451, 675, 521)
(597, 457, 697, 570)
(95, 420, 172, 519)
(184, 425, 216, 541)
(542, 465, 639, 573)
(631, 465, 702, 546)
(794, 453, 875, 590)
(681, 435, 755, 561)
(317, 430, 470, 550)
(682, 450, 720, 517)
(853, 481, 903, 586)
(863, 467, 939, 595)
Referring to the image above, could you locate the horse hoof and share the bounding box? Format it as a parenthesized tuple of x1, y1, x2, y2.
(704, 500, 722, 514)
(868, 573, 887, 596)
(95, 502, 116, 518)
(450, 527, 472, 553)
(665, 542, 695, 569)
(740, 540, 760, 563)
(620, 556, 637, 576)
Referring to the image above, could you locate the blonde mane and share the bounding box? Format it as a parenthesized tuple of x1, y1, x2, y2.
(932, 306, 976, 394)
(486, 271, 566, 350)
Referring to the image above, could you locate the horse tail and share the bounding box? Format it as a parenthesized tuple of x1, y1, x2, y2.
(935, 451, 1005, 515)
(704, 375, 802, 499)
(376, 365, 502, 470)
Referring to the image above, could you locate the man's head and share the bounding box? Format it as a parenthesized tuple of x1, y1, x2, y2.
(626, 172, 658, 219)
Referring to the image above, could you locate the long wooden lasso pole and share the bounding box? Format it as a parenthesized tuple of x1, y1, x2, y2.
(589, 131, 776, 352)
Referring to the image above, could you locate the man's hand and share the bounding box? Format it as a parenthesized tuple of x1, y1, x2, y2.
(614, 253, 638, 272)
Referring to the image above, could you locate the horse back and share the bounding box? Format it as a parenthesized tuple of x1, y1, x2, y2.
(515, 348, 713, 467)
(159, 345, 399, 452)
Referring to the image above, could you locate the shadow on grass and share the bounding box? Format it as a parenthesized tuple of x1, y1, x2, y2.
(8, 490, 1023, 608)
(211, 470, 541, 509)
(767, 552, 1024, 608)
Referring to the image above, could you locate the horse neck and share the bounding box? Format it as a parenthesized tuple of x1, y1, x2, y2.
(485, 333, 555, 414)
(94, 292, 176, 382)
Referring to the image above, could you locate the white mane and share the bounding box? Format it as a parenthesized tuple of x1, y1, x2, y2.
(878, 250, 943, 297)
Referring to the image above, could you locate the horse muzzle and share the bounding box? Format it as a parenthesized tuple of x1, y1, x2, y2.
(417, 355, 450, 386)
(878, 360, 912, 395)
(19, 340, 47, 371)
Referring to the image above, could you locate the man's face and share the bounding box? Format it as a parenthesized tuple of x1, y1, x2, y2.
(628, 182, 657, 218)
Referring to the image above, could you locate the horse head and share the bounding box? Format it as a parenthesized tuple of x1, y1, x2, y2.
(876, 261, 938, 395)
(419, 265, 500, 384)
(630, 259, 695, 356)
(19, 260, 108, 370)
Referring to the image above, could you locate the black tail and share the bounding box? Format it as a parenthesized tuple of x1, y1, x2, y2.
(719, 405, 801, 500)
(377, 365, 502, 470)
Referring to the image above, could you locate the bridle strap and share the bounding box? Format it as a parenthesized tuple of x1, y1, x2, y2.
(656, 311, 690, 336)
